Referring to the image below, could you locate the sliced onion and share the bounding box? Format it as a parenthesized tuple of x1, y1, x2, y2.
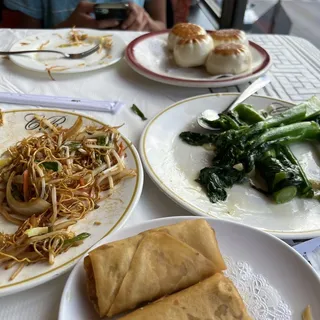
(6, 172, 50, 217)
(34, 115, 58, 133)
(64, 117, 83, 140)
(0, 206, 24, 225)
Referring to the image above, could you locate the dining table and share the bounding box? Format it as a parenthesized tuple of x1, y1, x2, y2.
(0, 28, 320, 320)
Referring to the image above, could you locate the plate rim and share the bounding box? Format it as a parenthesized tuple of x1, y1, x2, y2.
(125, 30, 272, 88)
(9, 29, 125, 74)
(139, 93, 320, 239)
(0, 108, 144, 296)
(58, 215, 320, 320)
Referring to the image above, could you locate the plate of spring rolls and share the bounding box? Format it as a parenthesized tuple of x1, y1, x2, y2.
(59, 217, 320, 320)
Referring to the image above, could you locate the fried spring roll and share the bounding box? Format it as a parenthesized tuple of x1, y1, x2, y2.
(84, 219, 226, 317)
(120, 273, 252, 320)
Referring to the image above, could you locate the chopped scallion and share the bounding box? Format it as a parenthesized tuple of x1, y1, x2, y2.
(131, 104, 147, 121)
(41, 162, 60, 172)
(63, 232, 90, 246)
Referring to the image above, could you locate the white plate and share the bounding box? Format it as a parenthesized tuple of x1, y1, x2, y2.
(0, 109, 143, 296)
(10, 29, 126, 74)
(140, 93, 320, 239)
(59, 216, 320, 320)
(125, 31, 271, 88)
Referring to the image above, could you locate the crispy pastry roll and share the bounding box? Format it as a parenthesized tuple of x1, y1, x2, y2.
(120, 273, 252, 320)
(84, 219, 226, 317)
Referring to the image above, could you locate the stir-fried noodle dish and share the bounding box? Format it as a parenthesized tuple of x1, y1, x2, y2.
(0, 115, 136, 280)
(57, 28, 113, 52)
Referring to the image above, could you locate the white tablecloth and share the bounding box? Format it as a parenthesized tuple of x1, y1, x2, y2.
(0, 29, 319, 320)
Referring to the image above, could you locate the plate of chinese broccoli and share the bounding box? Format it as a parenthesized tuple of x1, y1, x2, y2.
(140, 94, 320, 238)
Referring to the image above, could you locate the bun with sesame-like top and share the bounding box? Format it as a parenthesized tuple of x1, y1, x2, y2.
(205, 43, 252, 75)
(210, 29, 248, 47)
(168, 23, 206, 51)
(173, 34, 214, 68)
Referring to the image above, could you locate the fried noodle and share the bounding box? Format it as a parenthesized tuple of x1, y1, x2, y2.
(0, 115, 136, 280)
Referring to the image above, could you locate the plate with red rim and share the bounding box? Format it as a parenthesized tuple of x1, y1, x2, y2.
(125, 30, 271, 88)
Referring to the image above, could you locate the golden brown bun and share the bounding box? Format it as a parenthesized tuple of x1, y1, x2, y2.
(173, 34, 214, 68)
(168, 23, 206, 51)
(210, 29, 248, 47)
(206, 43, 252, 75)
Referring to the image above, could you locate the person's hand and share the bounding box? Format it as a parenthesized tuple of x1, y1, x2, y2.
(121, 2, 151, 31)
(56, 1, 120, 29)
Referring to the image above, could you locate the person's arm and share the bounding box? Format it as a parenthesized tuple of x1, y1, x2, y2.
(145, 0, 167, 31)
(55, 2, 120, 29)
(4, 0, 42, 28)
(121, 0, 166, 31)
(4, 0, 121, 29)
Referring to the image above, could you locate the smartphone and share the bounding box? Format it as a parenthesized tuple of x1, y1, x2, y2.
(94, 3, 129, 21)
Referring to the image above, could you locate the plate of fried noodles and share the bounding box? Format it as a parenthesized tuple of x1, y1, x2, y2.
(0, 108, 143, 296)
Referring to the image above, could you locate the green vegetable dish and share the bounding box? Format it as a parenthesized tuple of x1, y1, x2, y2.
(180, 96, 320, 205)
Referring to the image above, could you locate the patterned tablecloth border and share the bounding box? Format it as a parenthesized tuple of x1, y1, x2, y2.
(210, 35, 320, 104)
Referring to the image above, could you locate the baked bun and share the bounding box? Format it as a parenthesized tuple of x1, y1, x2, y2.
(210, 29, 248, 47)
(168, 23, 206, 51)
(173, 34, 214, 68)
(205, 43, 252, 75)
